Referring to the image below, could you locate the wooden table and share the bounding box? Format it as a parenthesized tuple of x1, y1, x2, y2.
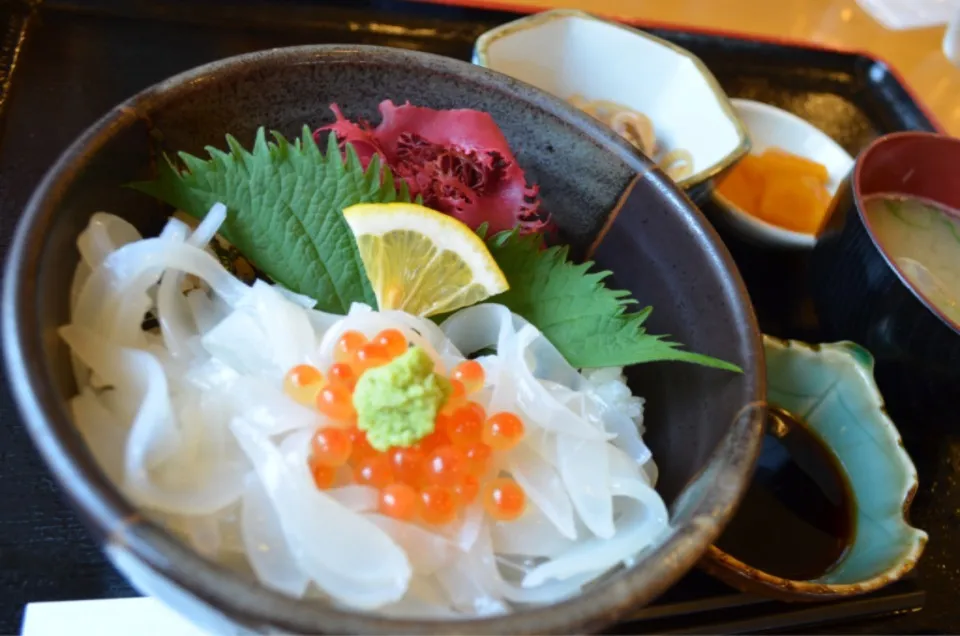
(423, 0, 960, 136)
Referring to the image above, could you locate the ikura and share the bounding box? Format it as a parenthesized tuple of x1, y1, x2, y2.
(422, 446, 467, 488)
(444, 380, 467, 411)
(334, 330, 367, 365)
(286, 364, 323, 388)
(452, 360, 485, 394)
(461, 442, 491, 476)
(347, 426, 376, 464)
(283, 364, 324, 406)
(353, 454, 394, 489)
(445, 404, 484, 448)
(419, 485, 459, 525)
(389, 447, 425, 485)
(482, 412, 525, 451)
(374, 328, 408, 358)
(309, 459, 337, 490)
(415, 429, 449, 453)
(379, 483, 418, 521)
(316, 384, 356, 421)
(327, 363, 357, 390)
(455, 474, 480, 504)
(311, 427, 352, 467)
(482, 477, 526, 521)
(284, 347, 532, 526)
(355, 342, 391, 373)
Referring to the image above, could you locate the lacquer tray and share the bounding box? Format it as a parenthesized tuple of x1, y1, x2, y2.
(0, 0, 952, 633)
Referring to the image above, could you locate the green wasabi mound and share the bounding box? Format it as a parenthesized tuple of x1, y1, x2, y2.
(353, 346, 452, 452)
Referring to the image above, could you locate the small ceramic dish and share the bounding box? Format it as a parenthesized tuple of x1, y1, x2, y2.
(473, 9, 749, 198)
(700, 336, 928, 601)
(710, 99, 855, 250)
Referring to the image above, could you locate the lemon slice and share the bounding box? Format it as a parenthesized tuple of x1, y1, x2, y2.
(342, 202, 509, 316)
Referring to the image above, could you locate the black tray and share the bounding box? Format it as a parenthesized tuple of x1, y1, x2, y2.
(0, 0, 955, 633)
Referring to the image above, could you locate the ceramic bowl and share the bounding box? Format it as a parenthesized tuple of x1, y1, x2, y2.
(810, 132, 960, 429)
(473, 9, 749, 201)
(701, 336, 927, 600)
(2, 45, 764, 634)
(710, 99, 855, 250)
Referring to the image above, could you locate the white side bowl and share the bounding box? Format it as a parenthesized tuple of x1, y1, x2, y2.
(473, 9, 749, 191)
(711, 99, 855, 250)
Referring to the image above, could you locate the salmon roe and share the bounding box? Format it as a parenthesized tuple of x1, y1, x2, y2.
(445, 380, 467, 411)
(420, 485, 459, 525)
(309, 460, 337, 490)
(416, 429, 448, 453)
(423, 446, 467, 488)
(311, 427, 352, 467)
(286, 364, 323, 388)
(374, 329, 408, 358)
(462, 442, 492, 476)
(347, 426, 375, 464)
(389, 447, 425, 486)
(334, 330, 367, 365)
(379, 483, 419, 521)
(483, 412, 525, 451)
(446, 404, 484, 448)
(327, 363, 357, 390)
(284, 345, 527, 526)
(482, 477, 526, 521)
(355, 343, 391, 373)
(463, 401, 486, 423)
(353, 454, 394, 489)
(452, 360, 485, 394)
(316, 384, 356, 421)
(283, 364, 324, 406)
(455, 474, 480, 505)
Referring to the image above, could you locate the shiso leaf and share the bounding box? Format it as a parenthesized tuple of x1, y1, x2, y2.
(131, 124, 737, 372)
(130, 127, 414, 314)
(480, 227, 742, 372)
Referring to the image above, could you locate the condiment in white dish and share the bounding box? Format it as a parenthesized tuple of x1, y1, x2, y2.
(711, 99, 854, 250)
(473, 10, 749, 192)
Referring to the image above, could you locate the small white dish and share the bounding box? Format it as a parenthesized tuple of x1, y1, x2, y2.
(473, 9, 749, 191)
(711, 99, 855, 250)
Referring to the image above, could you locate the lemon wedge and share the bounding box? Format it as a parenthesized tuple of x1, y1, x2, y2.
(342, 202, 509, 316)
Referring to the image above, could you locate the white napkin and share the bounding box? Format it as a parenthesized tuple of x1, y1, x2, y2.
(856, 0, 960, 30)
(21, 598, 212, 636)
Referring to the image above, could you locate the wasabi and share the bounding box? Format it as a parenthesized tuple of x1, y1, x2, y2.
(352, 346, 451, 451)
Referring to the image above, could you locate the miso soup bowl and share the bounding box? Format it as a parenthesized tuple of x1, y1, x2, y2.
(2, 46, 764, 634)
(810, 132, 960, 429)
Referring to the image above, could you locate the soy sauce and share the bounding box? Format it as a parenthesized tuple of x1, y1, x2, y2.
(714, 407, 855, 580)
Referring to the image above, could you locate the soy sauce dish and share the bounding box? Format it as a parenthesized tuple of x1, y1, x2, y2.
(701, 337, 927, 601)
(1, 46, 765, 634)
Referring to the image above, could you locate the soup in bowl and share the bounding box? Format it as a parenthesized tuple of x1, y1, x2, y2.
(2, 46, 763, 634)
(811, 132, 960, 428)
(862, 194, 960, 326)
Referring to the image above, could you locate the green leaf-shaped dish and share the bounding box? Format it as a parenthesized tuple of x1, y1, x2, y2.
(701, 336, 928, 600)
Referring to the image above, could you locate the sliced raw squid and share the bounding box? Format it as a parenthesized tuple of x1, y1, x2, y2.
(61, 204, 672, 617)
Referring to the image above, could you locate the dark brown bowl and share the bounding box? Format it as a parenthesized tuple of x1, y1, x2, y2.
(810, 132, 960, 429)
(2, 45, 763, 634)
